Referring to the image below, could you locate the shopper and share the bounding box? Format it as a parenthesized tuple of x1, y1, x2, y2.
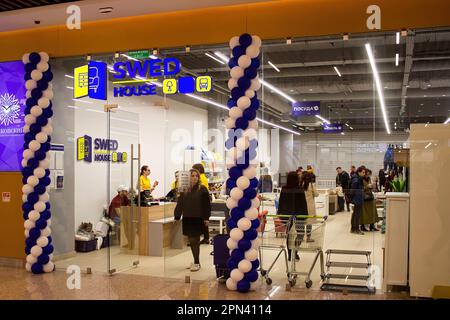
(350, 166, 365, 235)
(258, 167, 273, 193)
(171, 171, 180, 190)
(139, 165, 158, 205)
(378, 169, 386, 192)
(384, 170, 396, 192)
(360, 169, 379, 231)
(277, 172, 308, 261)
(350, 165, 356, 178)
(192, 163, 210, 244)
(301, 171, 318, 216)
(306, 165, 316, 183)
(336, 167, 351, 211)
(174, 169, 211, 272)
(108, 185, 130, 224)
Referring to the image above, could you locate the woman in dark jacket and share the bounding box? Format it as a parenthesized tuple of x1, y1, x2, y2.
(277, 171, 308, 261)
(174, 169, 211, 272)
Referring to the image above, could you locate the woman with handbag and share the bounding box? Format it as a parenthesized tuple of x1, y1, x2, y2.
(360, 169, 379, 231)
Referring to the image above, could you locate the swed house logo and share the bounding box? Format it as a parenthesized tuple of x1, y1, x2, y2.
(0, 93, 20, 126)
(77, 135, 127, 163)
(74, 61, 108, 100)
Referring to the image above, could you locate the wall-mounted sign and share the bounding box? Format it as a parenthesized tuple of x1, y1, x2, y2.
(128, 50, 150, 60)
(323, 123, 343, 134)
(73, 57, 212, 101)
(292, 101, 321, 117)
(76, 135, 127, 163)
(2, 192, 11, 203)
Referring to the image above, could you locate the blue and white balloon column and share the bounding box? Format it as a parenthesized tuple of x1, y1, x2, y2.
(21, 52, 55, 274)
(225, 34, 262, 293)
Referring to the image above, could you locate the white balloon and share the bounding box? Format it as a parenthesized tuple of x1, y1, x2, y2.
(38, 97, 50, 108)
(35, 132, 48, 144)
(22, 53, 30, 64)
(230, 228, 244, 241)
(237, 96, 251, 110)
(226, 197, 238, 210)
(229, 36, 240, 49)
(26, 254, 37, 264)
(31, 245, 43, 257)
(31, 70, 43, 81)
(42, 124, 53, 135)
(236, 137, 250, 151)
(245, 248, 259, 261)
(248, 119, 258, 129)
(25, 229, 30, 238)
(23, 125, 30, 133)
(230, 187, 244, 201)
(39, 52, 50, 62)
(27, 176, 39, 187)
(225, 117, 236, 130)
(39, 193, 50, 203)
(36, 61, 49, 72)
(251, 35, 262, 48)
(230, 268, 244, 282)
(37, 236, 49, 247)
(28, 210, 41, 222)
(43, 262, 54, 273)
(24, 219, 35, 230)
(226, 238, 238, 250)
(25, 80, 37, 91)
(22, 184, 34, 195)
(243, 166, 256, 179)
(22, 194, 29, 202)
(30, 106, 43, 117)
(245, 89, 255, 98)
(251, 197, 261, 209)
(250, 78, 261, 91)
(228, 78, 238, 90)
(33, 167, 46, 179)
(230, 66, 244, 80)
(229, 107, 243, 119)
(246, 45, 260, 58)
(238, 259, 253, 273)
(26, 91, 32, 99)
(250, 281, 259, 291)
(238, 55, 252, 69)
(41, 227, 51, 237)
(29, 140, 41, 152)
(226, 278, 237, 290)
(236, 176, 250, 190)
(43, 89, 53, 99)
(25, 262, 32, 272)
(251, 238, 261, 249)
(25, 114, 36, 125)
(243, 128, 257, 140)
(237, 217, 252, 231)
(34, 201, 46, 213)
(39, 159, 50, 170)
(245, 208, 259, 220)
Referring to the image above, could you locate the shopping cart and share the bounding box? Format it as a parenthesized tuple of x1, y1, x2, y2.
(285, 215, 327, 288)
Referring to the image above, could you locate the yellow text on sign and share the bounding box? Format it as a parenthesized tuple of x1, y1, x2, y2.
(163, 79, 178, 95)
(74, 65, 88, 98)
(196, 76, 212, 92)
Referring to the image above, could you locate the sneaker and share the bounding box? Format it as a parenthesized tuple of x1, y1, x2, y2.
(200, 239, 209, 245)
(190, 264, 201, 272)
(186, 263, 193, 270)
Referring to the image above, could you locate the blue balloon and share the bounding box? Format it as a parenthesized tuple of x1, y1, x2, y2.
(23, 203, 33, 214)
(29, 228, 41, 240)
(238, 239, 252, 251)
(24, 132, 35, 143)
(30, 123, 41, 135)
(25, 62, 37, 74)
(244, 228, 258, 240)
(41, 143, 51, 153)
(27, 192, 39, 204)
(41, 177, 51, 187)
(227, 258, 238, 270)
(47, 236, 52, 245)
(26, 98, 37, 109)
(34, 184, 46, 195)
(35, 219, 47, 230)
(43, 244, 54, 255)
(232, 46, 245, 60)
(45, 202, 51, 211)
(244, 67, 257, 79)
(251, 58, 260, 69)
(226, 178, 236, 190)
(231, 248, 245, 262)
(24, 106, 32, 115)
(231, 87, 244, 100)
(43, 70, 53, 82)
(237, 77, 251, 91)
(36, 116, 48, 127)
(251, 219, 260, 230)
(23, 212, 29, 220)
(225, 137, 235, 150)
(244, 270, 259, 282)
(243, 108, 256, 121)
(31, 263, 44, 274)
(23, 142, 29, 150)
(231, 208, 245, 220)
(235, 117, 249, 130)
(227, 219, 237, 230)
(25, 237, 36, 248)
(237, 279, 250, 293)
(37, 254, 50, 265)
(31, 88, 43, 100)
(250, 178, 258, 189)
(22, 167, 33, 178)
(29, 52, 41, 64)
(236, 161, 250, 170)
(238, 198, 252, 211)
(22, 177, 29, 184)
(27, 158, 40, 170)
(25, 246, 31, 255)
(244, 188, 257, 200)
(37, 79, 49, 91)
(251, 259, 260, 270)
(34, 150, 46, 161)
(249, 139, 258, 150)
(42, 108, 53, 118)
(228, 128, 243, 139)
(45, 169, 50, 177)
(250, 97, 260, 109)
(239, 33, 253, 48)
(228, 57, 238, 69)
(24, 73, 32, 81)
(40, 210, 51, 220)
(227, 98, 236, 108)
(229, 167, 243, 180)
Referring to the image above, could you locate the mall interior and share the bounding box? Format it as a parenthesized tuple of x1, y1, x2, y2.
(0, 0, 449, 300)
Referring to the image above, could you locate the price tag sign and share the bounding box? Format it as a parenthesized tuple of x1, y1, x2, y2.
(178, 171, 191, 192)
(2, 192, 11, 202)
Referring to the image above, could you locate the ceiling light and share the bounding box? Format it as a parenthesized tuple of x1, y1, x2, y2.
(286, 37, 292, 45)
(401, 29, 408, 37)
(384, 86, 388, 89)
(290, 89, 294, 92)
(395, 53, 399, 67)
(309, 88, 313, 92)
(343, 33, 349, 41)
(341, 132, 345, 135)
(315, 114, 330, 124)
(425, 142, 432, 149)
(444, 117, 450, 124)
(107, 65, 117, 74)
(345, 123, 349, 127)
(205, 52, 225, 65)
(442, 94, 446, 97)
(153, 49, 158, 55)
(72, 99, 93, 104)
(149, 55, 158, 59)
(260, 79, 296, 103)
(365, 43, 391, 134)
(349, 126, 354, 130)
(268, 61, 280, 72)
(65, 74, 74, 79)
(425, 122, 429, 127)
(99, 7, 113, 14)
(66, 86, 74, 90)
(396, 32, 400, 45)
(185, 45, 191, 53)
(114, 52, 120, 58)
(213, 51, 230, 63)
(86, 54, 91, 61)
(333, 66, 342, 77)
(121, 53, 139, 61)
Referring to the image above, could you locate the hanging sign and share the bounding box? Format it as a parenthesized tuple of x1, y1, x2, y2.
(323, 123, 344, 133)
(292, 101, 321, 117)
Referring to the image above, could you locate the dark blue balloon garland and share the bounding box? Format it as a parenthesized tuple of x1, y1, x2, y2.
(21, 52, 55, 274)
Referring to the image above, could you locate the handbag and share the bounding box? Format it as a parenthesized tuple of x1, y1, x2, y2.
(364, 192, 374, 201)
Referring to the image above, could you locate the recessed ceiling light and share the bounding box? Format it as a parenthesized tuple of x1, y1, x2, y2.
(384, 86, 388, 89)
(424, 95, 427, 97)
(290, 89, 294, 92)
(420, 103, 424, 106)
(309, 88, 313, 92)
(99, 7, 113, 14)
(268, 61, 280, 72)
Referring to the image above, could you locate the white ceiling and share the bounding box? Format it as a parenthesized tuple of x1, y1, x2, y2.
(0, 0, 270, 32)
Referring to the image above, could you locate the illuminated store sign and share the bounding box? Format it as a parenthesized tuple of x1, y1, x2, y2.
(73, 57, 212, 101)
(77, 135, 127, 163)
(323, 123, 343, 134)
(292, 101, 321, 117)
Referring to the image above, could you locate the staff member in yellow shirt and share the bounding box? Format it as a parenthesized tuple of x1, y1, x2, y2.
(192, 163, 210, 244)
(139, 165, 158, 205)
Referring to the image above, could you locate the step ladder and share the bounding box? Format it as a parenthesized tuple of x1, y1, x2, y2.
(320, 249, 376, 294)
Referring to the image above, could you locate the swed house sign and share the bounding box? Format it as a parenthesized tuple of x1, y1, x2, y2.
(77, 135, 127, 163)
(73, 57, 212, 101)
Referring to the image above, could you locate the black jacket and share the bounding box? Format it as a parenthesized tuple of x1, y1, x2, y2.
(339, 171, 350, 190)
(174, 186, 211, 220)
(277, 187, 308, 217)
